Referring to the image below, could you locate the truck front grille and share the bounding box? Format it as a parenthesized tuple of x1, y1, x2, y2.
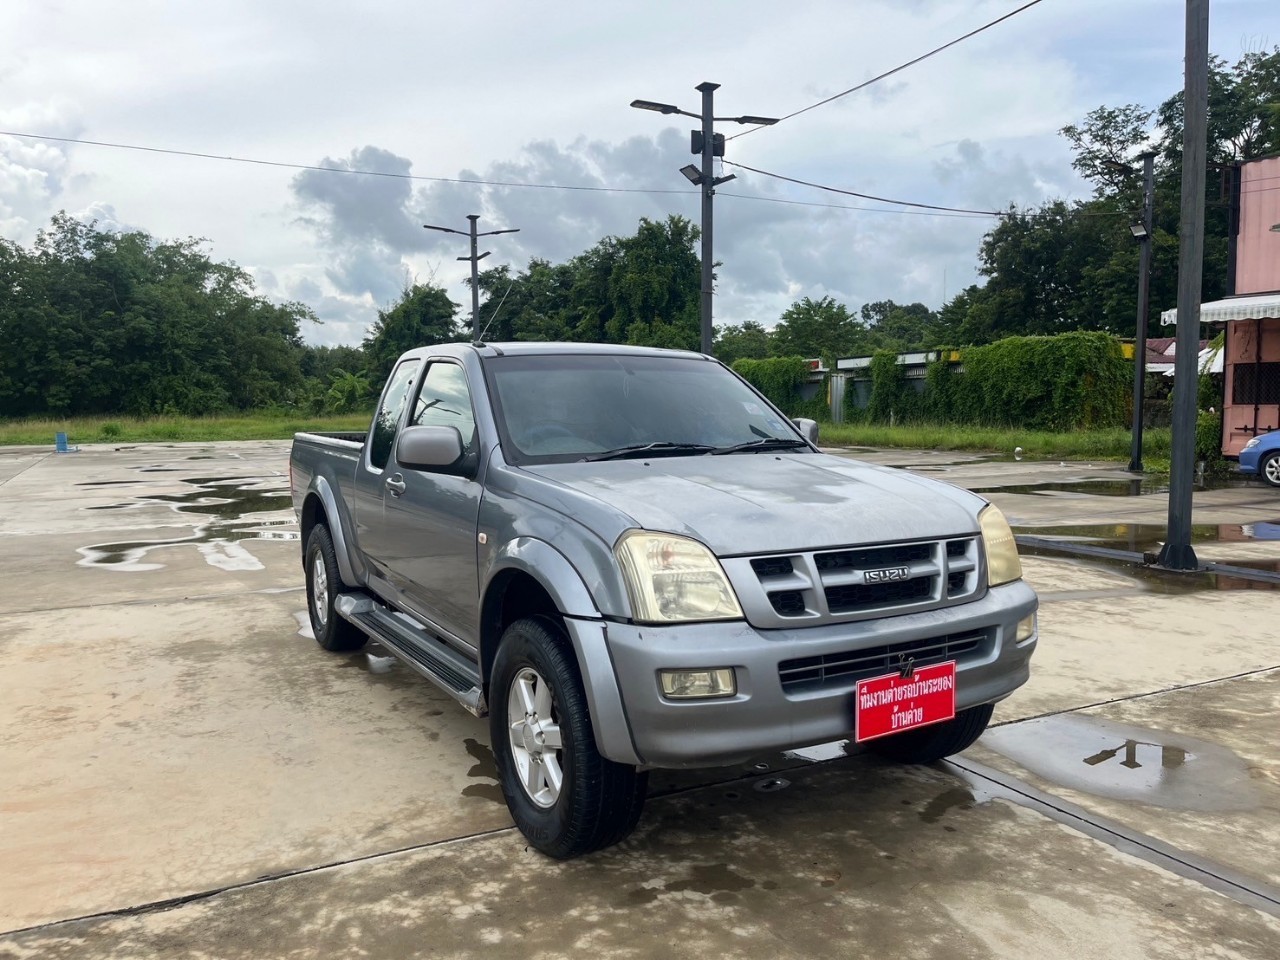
(778, 629, 992, 693)
(726, 535, 983, 628)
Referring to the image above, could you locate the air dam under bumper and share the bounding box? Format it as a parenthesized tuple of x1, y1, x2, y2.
(605, 580, 1037, 768)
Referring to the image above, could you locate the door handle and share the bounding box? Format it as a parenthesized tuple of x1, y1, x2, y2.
(385, 475, 407, 497)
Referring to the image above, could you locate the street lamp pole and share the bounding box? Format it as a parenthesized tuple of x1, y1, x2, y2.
(423, 216, 520, 342)
(697, 82, 718, 356)
(1129, 151, 1156, 473)
(630, 85, 778, 356)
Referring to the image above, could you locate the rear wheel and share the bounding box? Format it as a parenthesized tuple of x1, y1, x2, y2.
(304, 525, 366, 652)
(868, 703, 993, 764)
(1262, 451, 1280, 489)
(490, 617, 647, 858)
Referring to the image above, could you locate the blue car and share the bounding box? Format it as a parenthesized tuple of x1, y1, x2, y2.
(1239, 429, 1280, 488)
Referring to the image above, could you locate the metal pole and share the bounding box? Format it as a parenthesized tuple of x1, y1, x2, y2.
(1129, 152, 1156, 473)
(697, 81, 718, 356)
(467, 215, 481, 342)
(1157, 0, 1209, 571)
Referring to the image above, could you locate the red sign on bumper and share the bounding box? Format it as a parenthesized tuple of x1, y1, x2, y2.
(854, 661, 957, 743)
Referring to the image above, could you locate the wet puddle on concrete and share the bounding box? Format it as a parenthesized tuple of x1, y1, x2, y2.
(976, 478, 1170, 497)
(76, 475, 297, 572)
(981, 715, 1260, 811)
(460, 738, 505, 803)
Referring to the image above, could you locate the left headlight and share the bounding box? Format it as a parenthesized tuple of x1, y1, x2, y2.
(615, 531, 744, 624)
(979, 504, 1023, 587)
(1243, 437, 1260, 450)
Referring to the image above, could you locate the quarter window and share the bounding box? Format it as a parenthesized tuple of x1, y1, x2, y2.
(369, 360, 422, 470)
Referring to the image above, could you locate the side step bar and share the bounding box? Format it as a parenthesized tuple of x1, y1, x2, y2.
(334, 593, 487, 717)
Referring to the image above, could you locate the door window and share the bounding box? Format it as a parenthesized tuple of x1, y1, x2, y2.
(369, 359, 422, 470)
(410, 362, 477, 457)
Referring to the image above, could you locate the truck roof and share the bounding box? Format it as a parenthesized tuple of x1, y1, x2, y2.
(412, 343, 716, 363)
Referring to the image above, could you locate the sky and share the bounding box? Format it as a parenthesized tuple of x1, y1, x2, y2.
(0, 0, 1275, 346)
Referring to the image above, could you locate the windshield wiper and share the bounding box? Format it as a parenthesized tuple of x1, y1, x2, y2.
(712, 437, 810, 455)
(582, 442, 717, 462)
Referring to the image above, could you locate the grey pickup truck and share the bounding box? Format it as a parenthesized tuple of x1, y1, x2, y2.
(291, 342, 1038, 858)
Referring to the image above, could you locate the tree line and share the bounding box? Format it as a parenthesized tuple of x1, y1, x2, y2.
(1, 49, 1274, 420)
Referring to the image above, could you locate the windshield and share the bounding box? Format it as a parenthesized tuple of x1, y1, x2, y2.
(484, 353, 808, 464)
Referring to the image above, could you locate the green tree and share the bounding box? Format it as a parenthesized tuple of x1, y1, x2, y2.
(362, 283, 460, 388)
(0, 214, 312, 418)
(713, 320, 773, 365)
(771, 296, 869, 362)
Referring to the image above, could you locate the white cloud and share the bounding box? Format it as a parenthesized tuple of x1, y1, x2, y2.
(0, 0, 1272, 342)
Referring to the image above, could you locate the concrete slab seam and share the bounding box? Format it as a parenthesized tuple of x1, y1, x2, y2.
(0, 824, 521, 939)
(0, 452, 52, 489)
(946, 757, 1280, 919)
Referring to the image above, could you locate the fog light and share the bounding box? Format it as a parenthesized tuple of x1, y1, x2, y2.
(659, 668, 736, 699)
(1015, 614, 1037, 642)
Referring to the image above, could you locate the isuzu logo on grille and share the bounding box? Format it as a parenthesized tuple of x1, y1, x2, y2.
(865, 566, 911, 583)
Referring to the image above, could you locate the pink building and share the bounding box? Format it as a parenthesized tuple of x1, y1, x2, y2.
(1163, 155, 1280, 455)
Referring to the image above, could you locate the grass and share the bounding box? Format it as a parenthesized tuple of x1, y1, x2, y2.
(817, 422, 1173, 461)
(0, 411, 376, 446)
(1, 412, 1171, 463)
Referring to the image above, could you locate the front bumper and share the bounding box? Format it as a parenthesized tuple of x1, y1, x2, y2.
(1237, 448, 1261, 475)
(603, 580, 1038, 768)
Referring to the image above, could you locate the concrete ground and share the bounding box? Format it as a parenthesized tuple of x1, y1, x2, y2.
(1, 442, 1278, 959)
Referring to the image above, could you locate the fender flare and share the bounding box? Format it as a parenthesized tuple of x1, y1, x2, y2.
(304, 476, 362, 587)
(482, 539, 642, 765)
(484, 537, 599, 619)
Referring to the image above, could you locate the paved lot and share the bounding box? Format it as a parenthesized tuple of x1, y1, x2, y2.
(1, 441, 1278, 959)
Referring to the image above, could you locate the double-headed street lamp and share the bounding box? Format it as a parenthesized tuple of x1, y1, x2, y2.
(423, 215, 520, 342)
(631, 83, 779, 355)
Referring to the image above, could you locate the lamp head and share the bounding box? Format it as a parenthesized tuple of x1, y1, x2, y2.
(679, 164, 703, 185)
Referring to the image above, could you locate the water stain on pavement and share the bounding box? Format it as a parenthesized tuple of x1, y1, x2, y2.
(622, 863, 757, 906)
(919, 786, 977, 823)
(77, 476, 297, 572)
(460, 738, 505, 804)
(981, 714, 1261, 812)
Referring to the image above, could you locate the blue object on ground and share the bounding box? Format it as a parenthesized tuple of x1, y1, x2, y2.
(54, 432, 79, 453)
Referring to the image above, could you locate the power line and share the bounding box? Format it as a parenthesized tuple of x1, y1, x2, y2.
(726, 0, 1049, 142)
(722, 159, 1010, 216)
(0, 130, 696, 197)
(716, 189, 993, 217)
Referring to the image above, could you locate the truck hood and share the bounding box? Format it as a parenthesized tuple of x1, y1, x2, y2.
(521, 454, 985, 556)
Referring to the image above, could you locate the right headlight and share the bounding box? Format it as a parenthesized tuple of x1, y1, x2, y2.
(979, 504, 1023, 587)
(1243, 437, 1260, 450)
(614, 531, 743, 624)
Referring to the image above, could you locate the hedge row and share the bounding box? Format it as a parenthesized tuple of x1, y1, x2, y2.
(731, 357, 827, 421)
(849, 332, 1130, 431)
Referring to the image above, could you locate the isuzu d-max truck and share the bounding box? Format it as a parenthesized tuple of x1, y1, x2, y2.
(290, 342, 1038, 858)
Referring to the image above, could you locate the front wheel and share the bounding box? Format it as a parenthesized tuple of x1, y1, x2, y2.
(868, 703, 993, 764)
(490, 617, 647, 858)
(1261, 451, 1280, 489)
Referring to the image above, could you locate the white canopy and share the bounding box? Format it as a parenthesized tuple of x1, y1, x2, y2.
(1160, 292, 1280, 326)
(1163, 343, 1223, 377)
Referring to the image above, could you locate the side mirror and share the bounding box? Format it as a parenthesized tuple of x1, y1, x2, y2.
(793, 418, 820, 445)
(396, 425, 464, 470)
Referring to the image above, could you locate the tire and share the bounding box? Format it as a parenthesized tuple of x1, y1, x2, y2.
(868, 702, 993, 764)
(1262, 451, 1280, 489)
(304, 525, 367, 652)
(490, 617, 647, 859)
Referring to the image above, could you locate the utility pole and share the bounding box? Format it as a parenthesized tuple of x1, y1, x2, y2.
(630, 85, 779, 355)
(423, 215, 520, 342)
(1129, 151, 1156, 473)
(1157, 0, 1209, 572)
